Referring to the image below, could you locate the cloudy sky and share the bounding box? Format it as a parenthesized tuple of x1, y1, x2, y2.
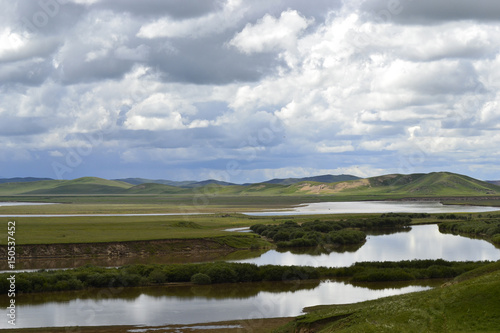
(1, 0, 500, 183)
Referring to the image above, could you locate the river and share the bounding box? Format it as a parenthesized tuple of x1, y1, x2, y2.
(0, 280, 439, 329)
(1, 201, 500, 329)
(245, 201, 500, 215)
(2, 224, 500, 329)
(232, 224, 500, 267)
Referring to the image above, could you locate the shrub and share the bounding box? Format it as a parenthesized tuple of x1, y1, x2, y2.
(491, 234, 500, 246)
(203, 263, 237, 283)
(191, 273, 212, 285)
(148, 269, 167, 284)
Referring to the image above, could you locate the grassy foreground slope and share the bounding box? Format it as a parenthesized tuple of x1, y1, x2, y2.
(276, 261, 500, 333)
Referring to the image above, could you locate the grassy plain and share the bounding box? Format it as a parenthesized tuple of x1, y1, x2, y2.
(1, 198, 499, 245)
(0, 212, 408, 245)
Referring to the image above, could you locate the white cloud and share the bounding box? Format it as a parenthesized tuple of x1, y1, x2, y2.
(2, 1, 500, 181)
(137, 0, 246, 39)
(317, 143, 355, 153)
(229, 9, 312, 54)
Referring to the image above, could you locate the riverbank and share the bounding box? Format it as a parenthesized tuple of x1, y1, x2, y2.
(274, 261, 500, 332)
(0, 237, 251, 259)
(1, 317, 293, 333)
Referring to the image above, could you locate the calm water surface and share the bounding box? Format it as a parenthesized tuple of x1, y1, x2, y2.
(0, 280, 437, 329)
(233, 225, 500, 267)
(0, 202, 56, 207)
(246, 201, 500, 216)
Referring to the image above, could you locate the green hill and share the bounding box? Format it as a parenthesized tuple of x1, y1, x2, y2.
(286, 172, 500, 197)
(259, 174, 360, 185)
(0, 177, 133, 195)
(124, 183, 188, 194)
(367, 172, 500, 196)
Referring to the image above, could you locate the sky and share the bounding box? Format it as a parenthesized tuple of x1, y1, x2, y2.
(1, 0, 500, 183)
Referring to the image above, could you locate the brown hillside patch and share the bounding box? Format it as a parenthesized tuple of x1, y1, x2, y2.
(298, 179, 370, 194)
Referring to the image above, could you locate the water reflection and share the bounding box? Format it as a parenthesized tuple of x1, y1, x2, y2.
(233, 225, 500, 267)
(0, 280, 438, 329)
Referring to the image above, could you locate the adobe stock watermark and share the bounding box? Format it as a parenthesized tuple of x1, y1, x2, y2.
(18, 0, 69, 36)
(50, 80, 152, 180)
(6, 221, 17, 326)
(348, 0, 413, 50)
(51, 132, 104, 180)
(184, 117, 286, 213)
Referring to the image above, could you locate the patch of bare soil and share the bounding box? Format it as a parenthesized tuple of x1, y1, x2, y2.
(298, 179, 370, 194)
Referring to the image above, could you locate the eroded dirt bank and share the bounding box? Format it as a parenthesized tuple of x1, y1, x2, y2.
(0, 238, 236, 260)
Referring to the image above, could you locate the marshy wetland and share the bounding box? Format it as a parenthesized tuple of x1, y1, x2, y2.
(1, 193, 500, 332)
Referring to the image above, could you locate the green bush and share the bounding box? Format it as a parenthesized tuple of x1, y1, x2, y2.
(148, 269, 167, 283)
(191, 273, 212, 285)
(203, 263, 237, 283)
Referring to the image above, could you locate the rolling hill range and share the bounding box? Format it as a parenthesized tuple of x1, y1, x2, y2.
(0, 172, 499, 197)
(0, 177, 133, 195)
(288, 172, 500, 197)
(115, 178, 237, 188)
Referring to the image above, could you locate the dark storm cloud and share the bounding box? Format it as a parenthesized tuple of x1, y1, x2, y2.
(104, 128, 228, 155)
(3, 0, 341, 86)
(361, 0, 500, 24)
(149, 35, 282, 84)
(243, 0, 342, 23)
(57, 53, 136, 84)
(93, 0, 222, 19)
(12, 1, 86, 36)
(0, 59, 54, 86)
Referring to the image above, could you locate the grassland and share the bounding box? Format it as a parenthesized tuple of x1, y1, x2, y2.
(1, 212, 411, 245)
(2, 210, 500, 246)
(0, 214, 262, 244)
(275, 261, 500, 332)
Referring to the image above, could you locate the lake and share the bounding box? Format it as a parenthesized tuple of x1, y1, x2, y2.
(0, 280, 439, 329)
(232, 224, 500, 267)
(245, 201, 500, 216)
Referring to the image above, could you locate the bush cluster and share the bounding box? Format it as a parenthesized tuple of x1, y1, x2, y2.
(250, 215, 412, 248)
(0, 259, 490, 294)
(346, 259, 485, 282)
(439, 220, 500, 245)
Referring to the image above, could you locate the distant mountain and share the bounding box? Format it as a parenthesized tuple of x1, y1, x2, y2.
(190, 179, 237, 187)
(124, 183, 187, 194)
(1, 172, 499, 197)
(115, 178, 237, 188)
(486, 180, 500, 186)
(0, 177, 53, 184)
(115, 178, 197, 187)
(0, 177, 133, 195)
(259, 174, 360, 185)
